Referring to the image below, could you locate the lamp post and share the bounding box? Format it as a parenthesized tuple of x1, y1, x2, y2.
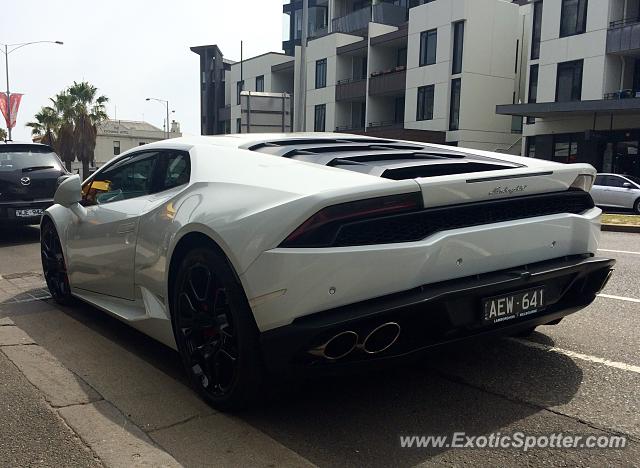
(1, 40, 63, 141)
(146, 97, 170, 139)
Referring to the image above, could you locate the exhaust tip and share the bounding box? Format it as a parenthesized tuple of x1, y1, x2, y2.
(362, 322, 401, 354)
(309, 331, 359, 360)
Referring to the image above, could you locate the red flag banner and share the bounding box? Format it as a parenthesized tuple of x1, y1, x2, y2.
(0, 93, 23, 129)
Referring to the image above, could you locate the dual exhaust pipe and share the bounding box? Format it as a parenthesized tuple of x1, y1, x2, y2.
(309, 322, 401, 361)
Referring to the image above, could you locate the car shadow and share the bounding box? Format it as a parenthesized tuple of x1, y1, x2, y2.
(4, 299, 584, 467)
(0, 224, 40, 247)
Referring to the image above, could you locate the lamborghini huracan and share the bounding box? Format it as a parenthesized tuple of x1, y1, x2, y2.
(41, 134, 615, 409)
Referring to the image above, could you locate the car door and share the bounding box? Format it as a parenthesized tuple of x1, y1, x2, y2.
(590, 175, 608, 207)
(66, 151, 160, 300)
(602, 175, 633, 208)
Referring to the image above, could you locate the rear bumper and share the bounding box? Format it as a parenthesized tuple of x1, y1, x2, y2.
(260, 255, 615, 374)
(0, 200, 53, 224)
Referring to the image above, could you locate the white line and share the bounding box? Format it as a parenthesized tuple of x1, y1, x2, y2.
(599, 249, 640, 255)
(598, 293, 640, 304)
(511, 338, 640, 374)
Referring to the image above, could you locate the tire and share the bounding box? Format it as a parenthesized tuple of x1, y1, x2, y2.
(171, 247, 264, 411)
(40, 221, 75, 305)
(634, 198, 640, 215)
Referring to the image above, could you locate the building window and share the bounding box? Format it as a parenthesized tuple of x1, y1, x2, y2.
(452, 21, 464, 75)
(314, 104, 326, 132)
(556, 60, 583, 102)
(236, 80, 244, 105)
(236, 118, 242, 134)
(553, 134, 580, 163)
(256, 75, 264, 92)
(419, 29, 437, 67)
(449, 78, 461, 130)
(315, 59, 327, 89)
(526, 136, 536, 158)
(139, 142, 146, 146)
(528, 64, 539, 104)
(560, 0, 588, 37)
(397, 47, 407, 67)
(417, 85, 435, 121)
(531, 1, 542, 60)
(113, 141, 120, 155)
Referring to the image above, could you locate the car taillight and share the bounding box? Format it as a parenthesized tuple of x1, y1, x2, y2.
(571, 174, 595, 192)
(280, 192, 422, 248)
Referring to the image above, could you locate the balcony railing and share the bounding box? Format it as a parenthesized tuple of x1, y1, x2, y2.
(604, 89, 640, 100)
(368, 66, 407, 96)
(336, 77, 367, 101)
(332, 3, 407, 34)
(368, 120, 404, 129)
(606, 17, 640, 55)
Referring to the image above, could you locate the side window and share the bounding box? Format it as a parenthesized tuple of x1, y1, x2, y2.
(606, 176, 625, 188)
(81, 152, 158, 206)
(594, 175, 605, 186)
(156, 151, 191, 193)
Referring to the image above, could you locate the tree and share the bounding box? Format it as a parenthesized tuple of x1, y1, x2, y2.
(50, 92, 77, 173)
(0, 127, 6, 141)
(68, 81, 109, 179)
(26, 107, 60, 148)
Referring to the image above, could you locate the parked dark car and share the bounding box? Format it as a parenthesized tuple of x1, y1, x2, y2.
(0, 142, 69, 225)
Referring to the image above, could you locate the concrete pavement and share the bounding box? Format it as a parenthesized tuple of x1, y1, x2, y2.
(0, 225, 639, 467)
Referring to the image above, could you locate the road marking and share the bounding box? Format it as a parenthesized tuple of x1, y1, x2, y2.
(598, 293, 640, 304)
(599, 248, 640, 255)
(511, 338, 640, 374)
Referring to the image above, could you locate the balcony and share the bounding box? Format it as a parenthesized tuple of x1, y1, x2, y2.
(368, 66, 406, 96)
(607, 18, 640, 55)
(604, 89, 640, 100)
(335, 78, 367, 101)
(332, 2, 407, 35)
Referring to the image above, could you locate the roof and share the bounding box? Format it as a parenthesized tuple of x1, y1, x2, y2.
(98, 119, 164, 134)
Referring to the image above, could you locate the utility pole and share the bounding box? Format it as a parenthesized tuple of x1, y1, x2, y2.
(295, 0, 309, 132)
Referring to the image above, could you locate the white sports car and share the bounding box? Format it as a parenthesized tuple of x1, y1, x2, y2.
(42, 133, 615, 409)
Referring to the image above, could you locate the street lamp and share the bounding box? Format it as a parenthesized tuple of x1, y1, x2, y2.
(146, 97, 170, 139)
(1, 40, 64, 141)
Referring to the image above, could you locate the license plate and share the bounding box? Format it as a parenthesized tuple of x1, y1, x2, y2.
(15, 208, 44, 218)
(482, 287, 545, 325)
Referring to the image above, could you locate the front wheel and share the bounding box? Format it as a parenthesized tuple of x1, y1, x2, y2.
(634, 198, 640, 215)
(172, 247, 264, 411)
(41, 221, 74, 305)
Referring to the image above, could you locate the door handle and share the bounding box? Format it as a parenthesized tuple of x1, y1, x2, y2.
(117, 222, 136, 234)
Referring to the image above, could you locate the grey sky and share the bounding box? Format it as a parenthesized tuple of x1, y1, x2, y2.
(3, 0, 285, 141)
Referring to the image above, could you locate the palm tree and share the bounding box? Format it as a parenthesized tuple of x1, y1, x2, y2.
(51, 92, 77, 172)
(26, 107, 60, 148)
(0, 127, 6, 141)
(69, 81, 109, 179)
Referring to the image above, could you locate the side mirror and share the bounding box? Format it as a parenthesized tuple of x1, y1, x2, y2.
(54, 174, 82, 207)
(623, 182, 633, 189)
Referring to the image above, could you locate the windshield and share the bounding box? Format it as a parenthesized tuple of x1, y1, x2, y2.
(624, 175, 640, 186)
(0, 146, 63, 172)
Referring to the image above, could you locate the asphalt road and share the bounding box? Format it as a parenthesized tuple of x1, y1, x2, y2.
(0, 225, 638, 467)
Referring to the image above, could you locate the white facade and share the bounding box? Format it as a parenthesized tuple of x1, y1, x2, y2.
(94, 120, 181, 166)
(296, 0, 524, 151)
(405, 0, 521, 150)
(227, 53, 295, 133)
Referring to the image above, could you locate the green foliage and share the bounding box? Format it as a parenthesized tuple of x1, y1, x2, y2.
(0, 127, 6, 141)
(26, 81, 109, 176)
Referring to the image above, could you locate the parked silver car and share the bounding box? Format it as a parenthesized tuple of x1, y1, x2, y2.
(591, 173, 640, 214)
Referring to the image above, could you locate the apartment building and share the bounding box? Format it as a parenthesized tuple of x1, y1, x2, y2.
(192, 0, 525, 152)
(497, 0, 640, 179)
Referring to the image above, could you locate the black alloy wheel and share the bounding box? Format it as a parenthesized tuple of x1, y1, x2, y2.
(41, 221, 74, 305)
(172, 248, 263, 410)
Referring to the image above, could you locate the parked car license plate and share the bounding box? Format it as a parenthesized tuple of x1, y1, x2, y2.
(482, 287, 545, 325)
(15, 208, 44, 218)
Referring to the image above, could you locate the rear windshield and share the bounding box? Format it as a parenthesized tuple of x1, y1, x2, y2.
(0, 145, 64, 172)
